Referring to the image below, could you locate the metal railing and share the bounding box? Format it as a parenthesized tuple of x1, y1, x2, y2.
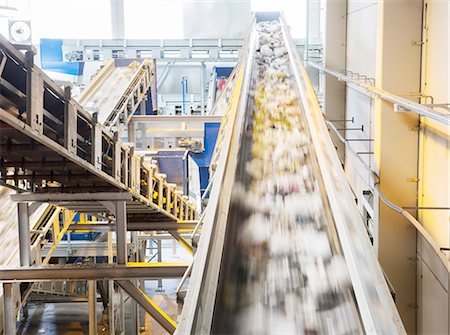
(315, 64, 450, 274)
(308, 61, 450, 125)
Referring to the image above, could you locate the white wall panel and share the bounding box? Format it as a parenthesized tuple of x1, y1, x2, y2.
(346, 1, 378, 77)
(347, 0, 377, 14)
(344, 1, 378, 211)
(417, 234, 449, 335)
(344, 87, 374, 201)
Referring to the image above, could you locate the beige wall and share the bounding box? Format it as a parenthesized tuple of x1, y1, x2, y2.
(341, 0, 449, 333)
(417, 1, 450, 334)
(419, 0, 450, 251)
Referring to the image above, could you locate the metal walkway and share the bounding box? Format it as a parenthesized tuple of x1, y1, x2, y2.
(0, 34, 197, 224)
(0, 34, 197, 334)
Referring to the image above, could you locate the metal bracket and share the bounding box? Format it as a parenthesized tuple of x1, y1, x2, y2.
(393, 104, 409, 112)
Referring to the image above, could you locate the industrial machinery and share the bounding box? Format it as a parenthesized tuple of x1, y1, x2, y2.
(177, 13, 405, 334)
(0, 28, 197, 334)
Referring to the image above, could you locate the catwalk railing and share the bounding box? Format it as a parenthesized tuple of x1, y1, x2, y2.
(0, 34, 197, 222)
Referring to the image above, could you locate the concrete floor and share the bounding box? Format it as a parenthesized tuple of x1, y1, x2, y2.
(17, 239, 192, 335)
(17, 302, 108, 335)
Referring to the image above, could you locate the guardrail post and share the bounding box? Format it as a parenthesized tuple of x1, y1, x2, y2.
(113, 133, 121, 182)
(92, 113, 103, 170)
(25, 50, 43, 134)
(64, 87, 77, 154)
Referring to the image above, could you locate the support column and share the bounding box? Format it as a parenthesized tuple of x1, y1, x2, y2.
(3, 283, 15, 335)
(373, 1, 423, 333)
(110, 0, 125, 39)
(88, 280, 97, 335)
(18, 202, 31, 267)
(139, 100, 146, 115)
(128, 121, 136, 143)
(130, 232, 139, 335)
(138, 122, 147, 149)
(115, 201, 127, 265)
(119, 290, 125, 334)
(200, 62, 205, 115)
(157, 240, 163, 290)
(114, 201, 127, 334)
(108, 281, 115, 335)
(108, 231, 115, 335)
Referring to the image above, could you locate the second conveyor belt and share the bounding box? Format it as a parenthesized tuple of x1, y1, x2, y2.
(176, 13, 405, 335)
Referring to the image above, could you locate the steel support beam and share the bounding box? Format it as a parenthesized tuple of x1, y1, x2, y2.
(116, 280, 177, 334)
(107, 231, 115, 335)
(2, 283, 15, 335)
(156, 239, 163, 290)
(17, 202, 31, 267)
(11, 192, 132, 202)
(128, 121, 136, 143)
(130, 232, 139, 335)
(130, 115, 223, 123)
(88, 280, 97, 335)
(110, 0, 125, 39)
(0, 263, 188, 282)
(115, 200, 127, 265)
(169, 231, 194, 255)
(68, 221, 197, 231)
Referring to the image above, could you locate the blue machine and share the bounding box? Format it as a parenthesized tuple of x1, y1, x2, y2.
(215, 66, 234, 78)
(40, 39, 84, 75)
(150, 122, 220, 199)
(60, 213, 100, 241)
(190, 122, 221, 197)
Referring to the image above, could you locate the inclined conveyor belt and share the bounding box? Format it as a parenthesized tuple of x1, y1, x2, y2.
(77, 58, 155, 131)
(177, 13, 405, 335)
(212, 20, 361, 334)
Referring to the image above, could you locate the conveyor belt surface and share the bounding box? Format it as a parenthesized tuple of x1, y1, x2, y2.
(80, 62, 141, 124)
(176, 13, 405, 335)
(77, 58, 155, 131)
(211, 20, 360, 334)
